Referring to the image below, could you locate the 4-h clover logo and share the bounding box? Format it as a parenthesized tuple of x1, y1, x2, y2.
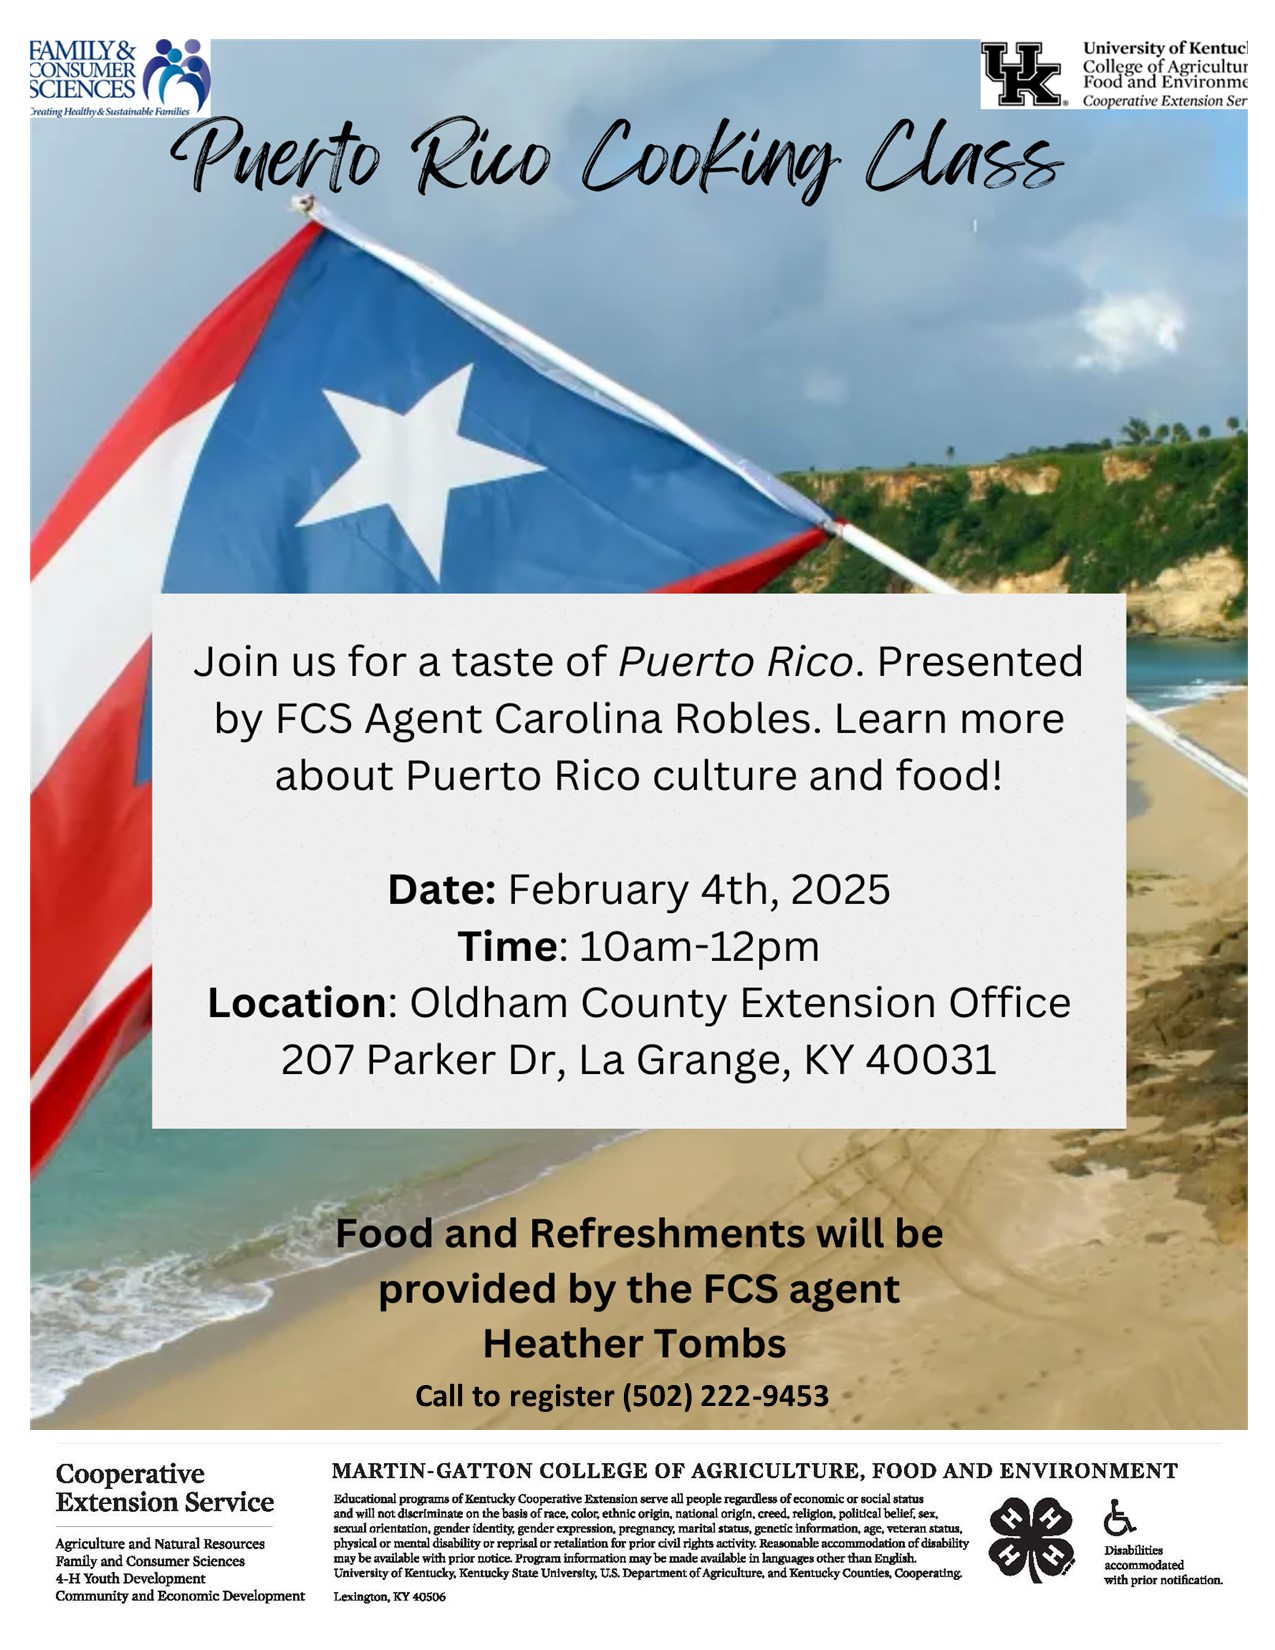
(988, 1497, 1074, 1582)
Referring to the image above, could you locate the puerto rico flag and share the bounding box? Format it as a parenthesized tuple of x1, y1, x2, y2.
(30, 202, 833, 1170)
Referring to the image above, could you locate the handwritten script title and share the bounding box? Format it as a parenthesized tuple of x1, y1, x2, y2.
(170, 115, 1065, 204)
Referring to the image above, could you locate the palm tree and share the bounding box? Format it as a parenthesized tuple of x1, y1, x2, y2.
(1150, 423, 1170, 445)
(1197, 425, 1212, 440)
(1170, 422, 1191, 444)
(944, 445, 955, 464)
(1226, 415, 1242, 432)
(1121, 417, 1151, 445)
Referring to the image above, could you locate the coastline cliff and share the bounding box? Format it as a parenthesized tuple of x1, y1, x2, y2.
(776, 435, 1248, 638)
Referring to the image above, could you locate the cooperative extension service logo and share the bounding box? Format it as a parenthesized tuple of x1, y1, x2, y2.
(981, 41, 1063, 106)
(30, 33, 212, 118)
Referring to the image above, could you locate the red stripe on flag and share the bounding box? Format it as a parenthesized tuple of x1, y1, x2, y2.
(658, 525, 828, 593)
(31, 226, 323, 1174)
(31, 647, 152, 1076)
(31, 971, 152, 1175)
(32, 222, 321, 578)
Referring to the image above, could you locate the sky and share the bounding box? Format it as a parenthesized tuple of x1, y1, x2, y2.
(30, 38, 1248, 520)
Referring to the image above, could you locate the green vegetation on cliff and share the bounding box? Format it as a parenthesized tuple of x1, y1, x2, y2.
(774, 434, 1248, 615)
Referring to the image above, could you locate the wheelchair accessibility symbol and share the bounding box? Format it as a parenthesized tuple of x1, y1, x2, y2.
(1103, 1500, 1137, 1537)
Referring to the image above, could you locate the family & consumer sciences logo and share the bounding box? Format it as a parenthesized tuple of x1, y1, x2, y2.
(30, 39, 135, 101)
(29, 35, 212, 114)
(143, 38, 211, 109)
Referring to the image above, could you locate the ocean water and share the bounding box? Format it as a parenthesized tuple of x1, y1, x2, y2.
(1126, 636, 1248, 711)
(30, 637, 1247, 1419)
(30, 1045, 618, 1418)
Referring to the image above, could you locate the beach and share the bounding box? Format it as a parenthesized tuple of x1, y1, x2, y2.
(41, 692, 1248, 1432)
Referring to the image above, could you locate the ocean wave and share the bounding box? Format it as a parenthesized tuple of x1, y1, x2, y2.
(31, 1131, 628, 1419)
(31, 1253, 273, 1420)
(1136, 678, 1244, 712)
(31, 1190, 397, 1419)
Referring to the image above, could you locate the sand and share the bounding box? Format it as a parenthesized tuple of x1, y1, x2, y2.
(1127, 690, 1248, 925)
(44, 695, 1248, 1432)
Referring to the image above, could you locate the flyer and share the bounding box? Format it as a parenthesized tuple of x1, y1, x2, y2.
(21, 10, 1257, 1639)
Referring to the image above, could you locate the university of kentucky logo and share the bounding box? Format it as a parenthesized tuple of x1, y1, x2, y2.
(142, 37, 211, 109)
(981, 41, 1062, 106)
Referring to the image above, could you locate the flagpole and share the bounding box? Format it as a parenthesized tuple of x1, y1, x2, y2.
(829, 520, 1248, 798)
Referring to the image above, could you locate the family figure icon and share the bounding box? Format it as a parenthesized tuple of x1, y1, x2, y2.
(142, 38, 211, 109)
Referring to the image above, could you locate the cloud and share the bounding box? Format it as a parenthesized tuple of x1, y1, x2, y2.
(1074, 291, 1187, 371)
(803, 371, 846, 407)
(30, 40, 1248, 514)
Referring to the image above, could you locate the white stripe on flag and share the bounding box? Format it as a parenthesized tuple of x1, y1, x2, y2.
(31, 393, 229, 791)
(30, 912, 152, 1100)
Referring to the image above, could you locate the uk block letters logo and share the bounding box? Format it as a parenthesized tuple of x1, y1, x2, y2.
(988, 1497, 1075, 1581)
(981, 42, 1063, 106)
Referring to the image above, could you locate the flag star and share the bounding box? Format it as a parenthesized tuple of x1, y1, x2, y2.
(297, 365, 543, 582)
